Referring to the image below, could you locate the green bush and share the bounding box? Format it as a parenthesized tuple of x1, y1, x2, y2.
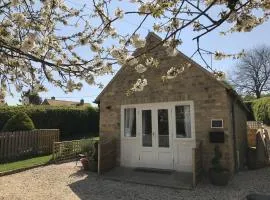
(0, 106, 99, 140)
(2, 112, 35, 132)
(244, 101, 255, 121)
(251, 97, 270, 125)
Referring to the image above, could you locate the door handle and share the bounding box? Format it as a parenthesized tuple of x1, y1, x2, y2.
(152, 132, 155, 136)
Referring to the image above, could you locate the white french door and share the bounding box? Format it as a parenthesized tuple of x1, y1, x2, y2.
(139, 106, 173, 169)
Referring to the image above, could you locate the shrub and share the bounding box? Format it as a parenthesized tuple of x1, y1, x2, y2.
(2, 112, 35, 132)
(244, 101, 255, 121)
(251, 97, 270, 125)
(0, 106, 99, 140)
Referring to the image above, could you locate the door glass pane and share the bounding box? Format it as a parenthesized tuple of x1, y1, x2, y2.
(175, 105, 191, 138)
(158, 109, 169, 147)
(142, 110, 152, 147)
(124, 108, 136, 137)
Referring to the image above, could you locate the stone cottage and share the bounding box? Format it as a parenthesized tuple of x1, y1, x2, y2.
(95, 32, 248, 175)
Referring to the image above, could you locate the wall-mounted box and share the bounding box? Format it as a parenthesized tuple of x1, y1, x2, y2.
(211, 119, 223, 128)
(209, 131, 225, 143)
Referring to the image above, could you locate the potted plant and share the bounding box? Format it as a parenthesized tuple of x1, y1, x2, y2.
(80, 139, 98, 172)
(209, 145, 230, 186)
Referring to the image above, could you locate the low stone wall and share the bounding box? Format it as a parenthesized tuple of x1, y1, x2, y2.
(192, 141, 203, 187)
(98, 136, 117, 174)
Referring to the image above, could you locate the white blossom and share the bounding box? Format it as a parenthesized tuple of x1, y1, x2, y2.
(153, 23, 162, 32)
(115, 8, 124, 18)
(135, 64, 147, 73)
(12, 13, 26, 26)
(130, 34, 146, 48)
(214, 51, 227, 60)
(110, 48, 123, 59)
(10, 0, 20, 6)
(131, 78, 148, 92)
(213, 71, 226, 81)
(166, 66, 185, 79)
(126, 55, 139, 66)
(21, 37, 36, 52)
(90, 43, 100, 52)
(145, 57, 154, 66)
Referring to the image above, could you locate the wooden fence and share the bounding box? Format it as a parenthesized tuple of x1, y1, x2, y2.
(247, 121, 263, 129)
(0, 129, 59, 162)
(192, 140, 203, 187)
(52, 138, 99, 161)
(247, 121, 263, 147)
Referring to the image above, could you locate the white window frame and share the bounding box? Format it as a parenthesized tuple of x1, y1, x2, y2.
(173, 101, 195, 141)
(211, 119, 224, 128)
(121, 101, 195, 141)
(121, 107, 137, 138)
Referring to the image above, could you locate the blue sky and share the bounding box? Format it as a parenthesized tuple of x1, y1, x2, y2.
(5, 1, 270, 106)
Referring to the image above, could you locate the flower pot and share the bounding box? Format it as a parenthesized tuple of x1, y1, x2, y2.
(209, 168, 230, 186)
(80, 158, 89, 170)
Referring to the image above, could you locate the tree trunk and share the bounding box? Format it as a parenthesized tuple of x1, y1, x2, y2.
(256, 91, 261, 99)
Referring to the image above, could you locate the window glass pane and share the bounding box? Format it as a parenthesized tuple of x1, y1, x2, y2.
(158, 109, 169, 147)
(124, 108, 136, 137)
(175, 105, 191, 138)
(142, 110, 152, 147)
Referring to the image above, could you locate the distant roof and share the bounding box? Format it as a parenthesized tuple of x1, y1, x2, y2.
(42, 99, 91, 106)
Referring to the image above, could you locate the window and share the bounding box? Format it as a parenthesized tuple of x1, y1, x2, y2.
(211, 119, 223, 128)
(158, 109, 169, 147)
(124, 108, 136, 137)
(142, 110, 152, 146)
(175, 105, 191, 138)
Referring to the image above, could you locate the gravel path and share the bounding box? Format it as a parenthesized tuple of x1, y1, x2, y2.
(1, 162, 270, 200)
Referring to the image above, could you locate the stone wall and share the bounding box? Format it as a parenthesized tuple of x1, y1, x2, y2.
(233, 100, 248, 170)
(98, 33, 240, 173)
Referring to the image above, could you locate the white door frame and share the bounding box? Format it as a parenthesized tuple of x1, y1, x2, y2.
(120, 101, 196, 171)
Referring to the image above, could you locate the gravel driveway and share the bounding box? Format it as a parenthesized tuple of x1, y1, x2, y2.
(0, 162, 270, 200)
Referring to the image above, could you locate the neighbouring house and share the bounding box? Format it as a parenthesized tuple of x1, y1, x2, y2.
(95, 32, 248, 175)
(42, 97, 91, 106)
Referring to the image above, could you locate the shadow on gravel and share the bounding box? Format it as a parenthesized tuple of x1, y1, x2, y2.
(69, 169, 89, 178)
(68, 172, 100, 200)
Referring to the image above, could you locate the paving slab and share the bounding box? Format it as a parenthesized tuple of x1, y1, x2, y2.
(101, 167, 193, 189)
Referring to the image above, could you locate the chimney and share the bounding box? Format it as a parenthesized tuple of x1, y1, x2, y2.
(51, 96, 56, 100)
(80, 99, 84, 105)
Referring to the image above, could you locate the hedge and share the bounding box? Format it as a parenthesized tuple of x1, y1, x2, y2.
(251, 97, 270, 125)
(0, 106, 99, 140)
(244, 101, 255, 121)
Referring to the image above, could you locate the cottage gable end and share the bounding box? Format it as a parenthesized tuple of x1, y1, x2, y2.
(95, 32, 229, 104)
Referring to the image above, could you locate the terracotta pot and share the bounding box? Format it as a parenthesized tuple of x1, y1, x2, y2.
(80, 158, 89, 170)
(209, 168, 230, 186)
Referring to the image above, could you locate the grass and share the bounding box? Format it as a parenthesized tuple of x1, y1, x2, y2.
(0, 155, 52, 173)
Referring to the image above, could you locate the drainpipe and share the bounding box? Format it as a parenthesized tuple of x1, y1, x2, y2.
(231, 99, 238, 172)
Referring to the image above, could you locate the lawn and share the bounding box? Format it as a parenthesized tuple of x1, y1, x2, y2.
(0, 155, 52, 173)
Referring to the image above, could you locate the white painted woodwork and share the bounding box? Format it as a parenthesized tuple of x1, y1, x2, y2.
(120, 101, 196, 172)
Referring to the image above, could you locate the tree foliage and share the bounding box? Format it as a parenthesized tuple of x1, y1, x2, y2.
(0, 0, 269, 94)
(2, 112, 35, 132)
(20, 90, 42, 105)
(231, 46, 270, 98)
(252, 97, 270, 125)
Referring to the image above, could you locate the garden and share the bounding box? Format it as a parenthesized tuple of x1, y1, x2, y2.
(0, 105, 99, 174)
